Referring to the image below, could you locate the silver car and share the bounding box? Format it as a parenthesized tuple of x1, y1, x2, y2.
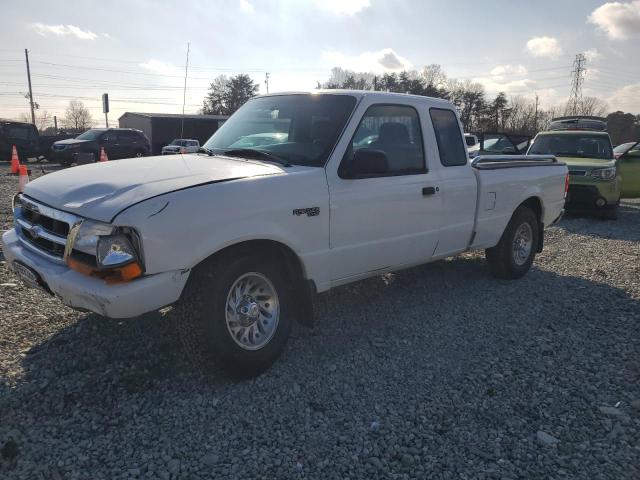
(161, 139, 200, 155)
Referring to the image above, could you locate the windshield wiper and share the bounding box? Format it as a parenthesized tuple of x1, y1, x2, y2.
(198, 147, 214, 156)
(222, 148, 292, 167)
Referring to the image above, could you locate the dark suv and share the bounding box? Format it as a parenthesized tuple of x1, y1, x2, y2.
(51, 128, 150, 166)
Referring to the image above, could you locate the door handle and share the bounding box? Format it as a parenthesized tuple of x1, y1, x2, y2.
(422, 186, 438, 196)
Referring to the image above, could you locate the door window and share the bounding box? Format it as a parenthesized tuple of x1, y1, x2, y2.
(429, 108, 468, 166)
(344, 104, 426, 176)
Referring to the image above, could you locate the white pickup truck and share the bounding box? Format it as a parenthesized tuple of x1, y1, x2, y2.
(2, 91, 567, 375)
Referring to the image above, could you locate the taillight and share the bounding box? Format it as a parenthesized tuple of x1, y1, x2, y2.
(564, 173, 570, 199)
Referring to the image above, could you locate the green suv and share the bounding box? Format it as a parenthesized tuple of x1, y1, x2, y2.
(528, 117, 620, 219)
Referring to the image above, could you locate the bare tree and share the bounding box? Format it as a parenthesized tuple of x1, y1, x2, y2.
(575, 96, 608, 117)
(420, 64, 447, 89)
(62, 100, 93, 132)
(17, 110, 53, 132)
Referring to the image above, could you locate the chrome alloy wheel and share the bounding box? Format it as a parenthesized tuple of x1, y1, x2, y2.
(225, 272, 280, 350)
(512, 223, 533, 266)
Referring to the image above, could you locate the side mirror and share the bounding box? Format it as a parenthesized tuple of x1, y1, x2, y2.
(347, 149, 389, 178)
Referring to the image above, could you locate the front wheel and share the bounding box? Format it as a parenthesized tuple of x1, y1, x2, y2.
(485, 206, 539, 279)
(176, 255, 293, 377)
(600, 202, 619, 220)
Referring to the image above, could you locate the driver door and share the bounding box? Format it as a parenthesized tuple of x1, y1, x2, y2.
(619, 142, 640, 198)
(326, 102, 442, 283)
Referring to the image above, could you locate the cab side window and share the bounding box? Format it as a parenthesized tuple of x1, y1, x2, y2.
(344, 104, 426, 176)
(430, 108, 467, 166)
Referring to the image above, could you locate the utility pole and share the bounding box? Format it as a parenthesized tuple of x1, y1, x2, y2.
(25, 49, 36, 126)
(373, 75, 378, 91)
(567, 53, 586, 116)
(180, 42, 190, 139)
(53, 115, 58, 134)
(265, 72, 270, 94)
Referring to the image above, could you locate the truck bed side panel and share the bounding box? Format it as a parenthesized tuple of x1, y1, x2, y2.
(471, 165, 566, 249)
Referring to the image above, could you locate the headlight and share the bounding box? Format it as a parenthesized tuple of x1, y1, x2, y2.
(591, 167, 616, 180)
(72, 220, 115, 255)
(97, 234, 137, 267)
(65, 220, 143, 283)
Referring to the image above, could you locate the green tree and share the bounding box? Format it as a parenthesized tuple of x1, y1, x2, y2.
(202, 74, 259, 115)
(606, 111, 640, 145)
(226, 74, 260, 113)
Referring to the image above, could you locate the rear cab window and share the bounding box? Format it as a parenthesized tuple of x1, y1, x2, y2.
(430, 108, 467, 166)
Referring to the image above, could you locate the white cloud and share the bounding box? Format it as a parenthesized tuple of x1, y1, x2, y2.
(472, 76, 536, 95)
(240, 0, 254, 14)
(583, 48, 601, 61)
(31, 22, 98, 40)
(607, 82, 640, 111)
(322, 48, 411, 73)
(585, 67, 600, 80)
(314, 0, 370, 15)
(489, 64, 528, 81)
(139, 60, 182, 76)
(525, 36, 563, 59)
(588, 1, 640, 40)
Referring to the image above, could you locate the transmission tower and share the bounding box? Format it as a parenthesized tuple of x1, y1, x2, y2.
(566, 53, 587, 116)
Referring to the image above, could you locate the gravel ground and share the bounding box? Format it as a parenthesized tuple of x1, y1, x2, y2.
(1, 160, 639, 479)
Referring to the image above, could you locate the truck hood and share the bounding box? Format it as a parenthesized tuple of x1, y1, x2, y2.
(558, 156, 615, 169)
(23, 154, 283, 222)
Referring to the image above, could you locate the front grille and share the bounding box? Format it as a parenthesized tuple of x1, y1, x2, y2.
(569, 170, 586, 176)
(21, 207, 69, 236)
(15, 195, 80, 263)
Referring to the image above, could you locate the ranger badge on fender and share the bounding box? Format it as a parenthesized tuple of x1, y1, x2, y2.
(292, 207, 320, 217)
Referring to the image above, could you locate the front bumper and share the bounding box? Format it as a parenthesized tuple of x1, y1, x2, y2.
(2, 229, 190, 318)
(566, 181, 619, 211)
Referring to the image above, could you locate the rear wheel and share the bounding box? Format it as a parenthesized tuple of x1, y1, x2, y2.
(133, 150, 145, 158)
(176, 254, 293, 377)
(485, 206, 539, 279)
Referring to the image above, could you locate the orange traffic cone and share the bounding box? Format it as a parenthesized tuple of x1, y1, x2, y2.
(18, 164, 30, 192)
(10, 145, 20, 174)
(99, 147, 109, 162)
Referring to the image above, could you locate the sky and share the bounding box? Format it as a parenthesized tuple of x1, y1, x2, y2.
(1, 0, 639, 125)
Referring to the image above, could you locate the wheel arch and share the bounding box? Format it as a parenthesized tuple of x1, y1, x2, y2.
(188, 238, 315, 326)
(517, 196, 544, 253)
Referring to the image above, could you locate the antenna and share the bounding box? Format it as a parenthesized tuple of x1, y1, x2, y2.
(180, 42, 190, 139)
(265, 72, 270, 94)
(566, 53, 586, 116)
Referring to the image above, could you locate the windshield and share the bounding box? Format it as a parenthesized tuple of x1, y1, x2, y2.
(76, 129, 105, 141)
(529, 134, 613, 159)
(203, 94, 357, 167)
(170, 140, 187, 146)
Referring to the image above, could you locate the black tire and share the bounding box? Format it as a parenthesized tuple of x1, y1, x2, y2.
(600, 202, 618, 220)
(133, 150, 146, 158)
(485, 206, 539, 280)
(176, 254, 293, 377)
